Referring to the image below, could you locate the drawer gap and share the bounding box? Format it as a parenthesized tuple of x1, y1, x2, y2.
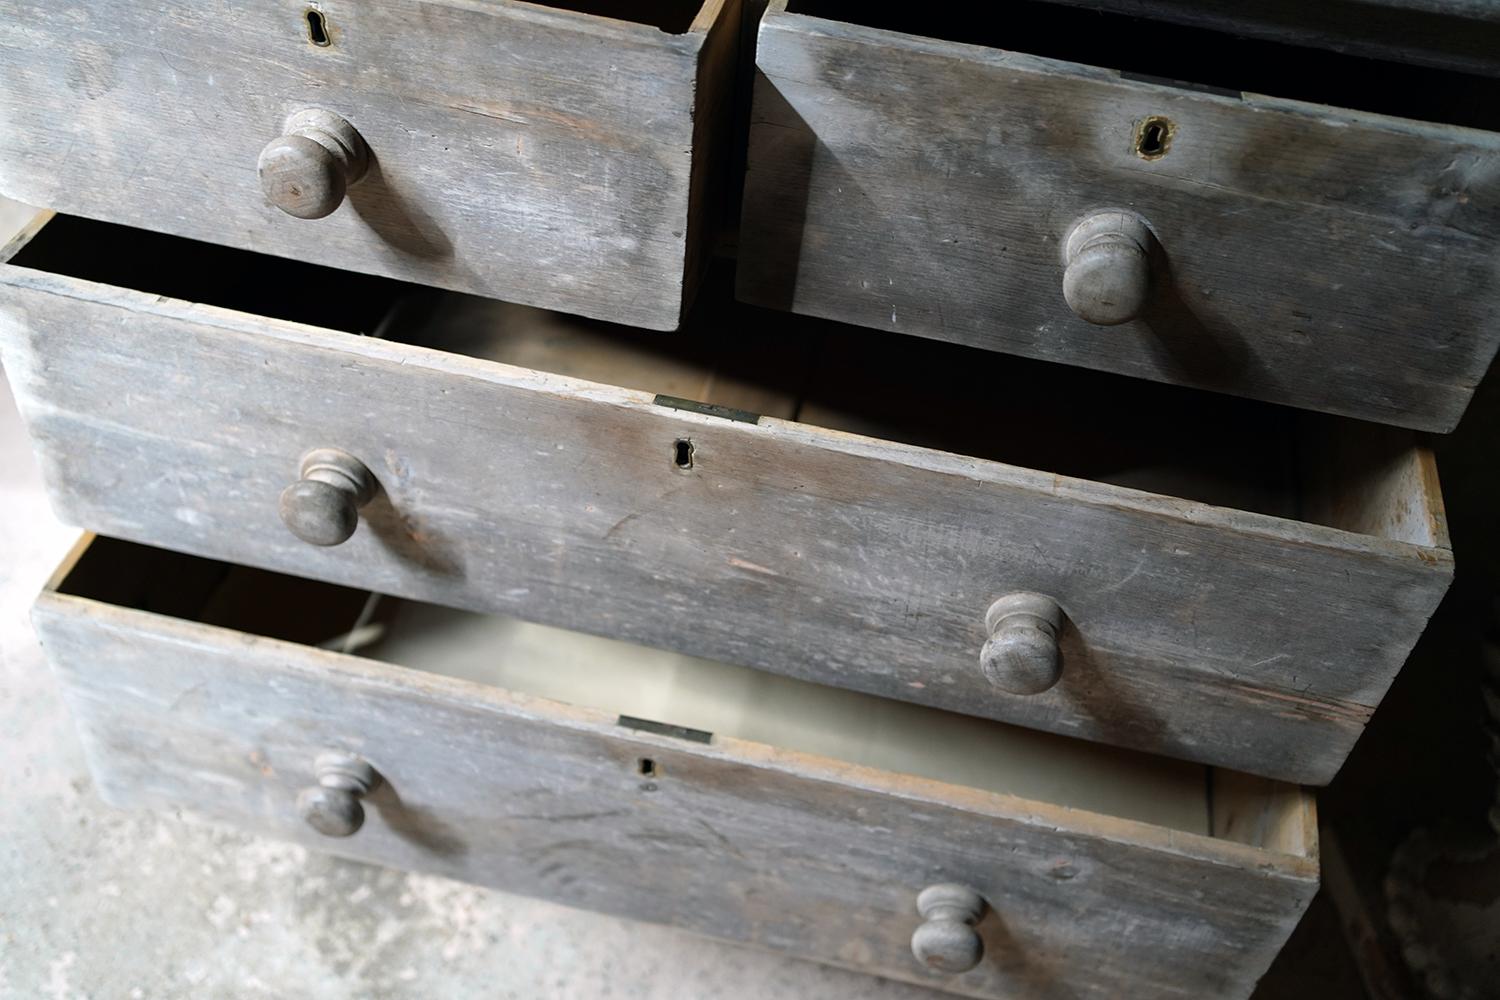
(7, 215, 421, 337)
(788, 0, 1500, 131)
(380, 265, 821, 424)
(374, 272, 1356, 529)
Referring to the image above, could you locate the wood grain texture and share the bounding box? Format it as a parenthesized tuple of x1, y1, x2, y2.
(737, 5, 1500, 430)
(1212, 770, 1317, 859)
(0, 0, 741, 330)
(33, 547, 1318, 1000)
(0, 260, 1453, 783)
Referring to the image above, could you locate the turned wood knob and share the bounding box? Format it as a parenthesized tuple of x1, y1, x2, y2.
(911, 883, 986, 973)
(980, 592, 1064, 695)
(258, 109, 369, 219)
(296, 751, 380, 838)
(1062, 210, 1155, 325)
(278, 447, 376, 547)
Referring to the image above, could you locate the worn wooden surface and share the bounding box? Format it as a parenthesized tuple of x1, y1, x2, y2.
(0, 236, 1455, 782)
(737, 5, 1500, 430)
(33, 536, 1318, 1000)
(0, 0, 741, 330)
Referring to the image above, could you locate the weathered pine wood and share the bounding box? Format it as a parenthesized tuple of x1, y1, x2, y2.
(34, 536, 1318, 1000)
(0, 0, 742, 330)
(1211, 770, 1318, 859)
(0, 247, 1454, 783)
(1299, 417, 1451, 549)
(737, 4, 1500, 431)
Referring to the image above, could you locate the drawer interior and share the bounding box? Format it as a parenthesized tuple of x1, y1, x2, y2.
(784, 0, 1500, 131)
(55, 535, 1315, 857)
(8, 215, 1446, 549)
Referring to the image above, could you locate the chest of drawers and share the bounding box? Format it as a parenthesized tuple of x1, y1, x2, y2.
(3, 2, 1491, 996)
(0, 213, 1453, 785)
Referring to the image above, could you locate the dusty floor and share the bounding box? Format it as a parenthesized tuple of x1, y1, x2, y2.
(0, 369, 956, 999)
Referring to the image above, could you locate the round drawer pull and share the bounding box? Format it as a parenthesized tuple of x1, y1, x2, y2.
(278, 447, 376, 547)
(258, 108, 369, 220)
(296, 751, 380, 838)
(980, 592, 1064, 695)
(911, 883, 987, 973)
(1062, 210, 1155, 326)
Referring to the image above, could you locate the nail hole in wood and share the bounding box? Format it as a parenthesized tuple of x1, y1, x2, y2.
(305, 8, 331, 47)
(673, 439, 694, 470)
(637, 758, 657, 778)
(1136, 116, 1171, 159)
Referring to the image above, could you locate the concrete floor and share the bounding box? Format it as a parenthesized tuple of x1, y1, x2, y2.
(0, 369, 942, 999)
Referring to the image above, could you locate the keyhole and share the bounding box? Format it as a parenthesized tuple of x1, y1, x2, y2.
(306, 8, 331, 46)
(1136, 117, 1171, 159)
(673, 439, 694, 470)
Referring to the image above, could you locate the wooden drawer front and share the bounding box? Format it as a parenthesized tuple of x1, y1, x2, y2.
(36, 536, 1318, 1000)
(0, 0, 741, 330)
(0, 215, 1454, 785)
(737, 2, 1500, 431)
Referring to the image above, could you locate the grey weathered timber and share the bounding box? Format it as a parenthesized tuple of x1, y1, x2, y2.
(0, 0, 743, 330)
(0, 234, 1454, 783)
(737, 4, 1500, 431)
(33, 536, 1319, 1000)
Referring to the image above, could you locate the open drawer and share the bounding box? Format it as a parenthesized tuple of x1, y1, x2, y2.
(0, 0, 743, 330)
(37, 534, 1319, 1000)
(737, 0, 1500, 431)
(0, 212, 1454, 784)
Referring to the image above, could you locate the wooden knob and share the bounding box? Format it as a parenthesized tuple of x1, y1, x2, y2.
(278, 447, 376, 547)
(258, 109, 369, 220)
(1062, 210, 1155, 325)
(911, 883, 986, 973)
(980, 592, 1064, 695)
(296, 751, 380, 838)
